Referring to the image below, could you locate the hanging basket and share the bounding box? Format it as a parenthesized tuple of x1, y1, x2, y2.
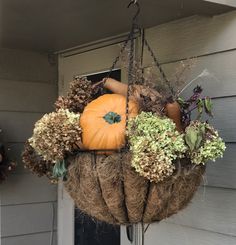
(22, 1, 225, 230)
(65, 152, 205, 225)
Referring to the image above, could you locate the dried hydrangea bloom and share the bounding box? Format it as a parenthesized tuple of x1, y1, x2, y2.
(55, 77, 103, 113)
(128, 112, 187, 182)
(22, 141, 56, 182)
(29, 109, 82, 163)
(130, 85, 164, 116)
(55, 96, 70, 111)
(185, 121, 226, 165)
(131, 140, 176, 182)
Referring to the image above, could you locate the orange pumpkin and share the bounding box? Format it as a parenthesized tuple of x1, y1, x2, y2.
(80, 94, 138, 150)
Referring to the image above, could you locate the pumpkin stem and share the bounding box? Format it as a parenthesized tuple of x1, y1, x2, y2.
(103, 112, 121, 124)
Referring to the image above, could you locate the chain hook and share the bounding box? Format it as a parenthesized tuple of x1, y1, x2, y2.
(127, 0, 140, 23)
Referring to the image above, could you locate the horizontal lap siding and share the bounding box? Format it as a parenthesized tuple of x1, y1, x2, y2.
(0, 48, 57, 83)
(145, 222, 236, 245)
(0, 112, 45, 142)
(166, 187, 236, 236)
(1, 232, 57, 245)
(206, 97, 236, 142)
(206, 143, 236, 188)
(0, 79, 57, 112)
(1, 203, 57, 237)
(162, 50, 236, 98)
(144, 12, 236, 64)
(0, 174, 57, 205)
(0, 48, 57, 245)
(139, 10, 236, 245)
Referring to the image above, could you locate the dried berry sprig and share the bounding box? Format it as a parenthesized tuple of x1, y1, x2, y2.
(178, 86, 213, 127)
(170, 59, 197, 97)
(120, 47, 195, 101)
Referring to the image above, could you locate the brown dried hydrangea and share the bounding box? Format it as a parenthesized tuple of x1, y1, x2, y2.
(132, 148, 176, 182)
(29, 109, 82, 163)
(55, 76, 103, 113)
(130, 85, 164, 115)
(22, 141, 56, 182)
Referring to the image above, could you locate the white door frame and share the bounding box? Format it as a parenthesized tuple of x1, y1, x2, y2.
(57, 33, 140, 245)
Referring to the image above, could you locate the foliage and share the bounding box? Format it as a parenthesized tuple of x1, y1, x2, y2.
(29, 109, 82, 163)
(52, 160, 67, 179)
(178, 86, 213, 127)
(128, 112, 187, 182)
(185, 121, 226, 164)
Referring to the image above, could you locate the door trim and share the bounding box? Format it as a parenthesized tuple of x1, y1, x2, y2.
(57, 34, 140, 245)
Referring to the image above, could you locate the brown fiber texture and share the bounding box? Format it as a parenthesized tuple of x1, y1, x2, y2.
(65, 152, 205, 225)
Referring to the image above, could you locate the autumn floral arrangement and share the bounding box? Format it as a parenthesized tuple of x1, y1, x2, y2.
(0, 129, 16, 183)
(127, 84, 225, 182)
(22, 61, 226, 224)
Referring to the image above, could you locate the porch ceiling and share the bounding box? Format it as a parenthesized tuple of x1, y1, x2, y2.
(0, 0, 234, 53)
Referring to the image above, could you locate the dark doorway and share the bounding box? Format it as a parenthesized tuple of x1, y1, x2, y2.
(85, 69, 121, 84)
(75, 210, 120, 245)
(74, 69, 121, 245)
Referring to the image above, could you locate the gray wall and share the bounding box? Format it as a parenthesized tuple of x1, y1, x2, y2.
(0, 48, 58, 245)
(138, 11, 236, 245)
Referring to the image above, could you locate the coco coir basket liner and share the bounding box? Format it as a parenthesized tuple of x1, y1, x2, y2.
(65, 152, 205, 225)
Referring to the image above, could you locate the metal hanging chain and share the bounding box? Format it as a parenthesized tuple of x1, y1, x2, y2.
(101, 0, 173, 149)
(125, 22, 136, 132)
(139, 28, 145, 85)
(104, 30, 136, 82)
(103, 1, 141, 84)
(143, 37, 174, 97)
(124, 1, 140, 138)
(96, 0, 140, 148)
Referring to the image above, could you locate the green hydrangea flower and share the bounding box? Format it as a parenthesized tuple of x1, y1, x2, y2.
(185, 121, 226, 165)
(128, 112, 187, 182)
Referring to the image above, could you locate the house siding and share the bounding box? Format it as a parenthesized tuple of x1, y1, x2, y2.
(58, 10, 236, 245)
(0, 48, 58, 245)
(137, 11, 236, 245)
